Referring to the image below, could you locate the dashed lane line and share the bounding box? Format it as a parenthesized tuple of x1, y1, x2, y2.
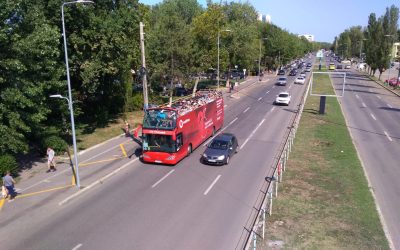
(370, 113, 377, 121)
(362, 102, 367, 108)
(152, 170, 175, 188)
(377, 95, 381, 100)
(257, 97, 262, 101)
(240, 118, 266, 150)
(384, 131, 393, 142)
(355, 94, 360, 99)
(72, 244, 83, 250)
(387, 103, 393, 108)
(203, 117, 238, 146)
(243, 107, 250, 113)
(204, 175, 221, 195)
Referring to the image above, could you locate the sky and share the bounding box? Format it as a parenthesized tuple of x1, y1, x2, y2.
(139, 0, 399, 43)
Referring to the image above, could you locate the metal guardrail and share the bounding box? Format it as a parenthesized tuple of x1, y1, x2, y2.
(239, 78, 312, 250)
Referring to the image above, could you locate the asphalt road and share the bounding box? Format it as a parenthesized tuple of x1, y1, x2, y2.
(0, 62, 312, 250)
(327, 59, 400, 249)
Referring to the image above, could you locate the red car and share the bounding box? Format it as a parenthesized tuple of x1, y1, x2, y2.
(385, 77, 400, 86)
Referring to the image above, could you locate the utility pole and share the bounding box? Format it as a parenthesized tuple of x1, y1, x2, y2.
(140, 22, 149, 109)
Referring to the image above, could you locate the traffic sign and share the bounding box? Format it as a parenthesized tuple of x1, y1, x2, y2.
(316, 50, 323, 58)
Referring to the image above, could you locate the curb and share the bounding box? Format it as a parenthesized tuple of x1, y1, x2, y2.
(59, 158, 139, 206)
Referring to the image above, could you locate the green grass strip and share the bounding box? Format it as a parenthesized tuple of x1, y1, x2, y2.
(263, 71, 389, 249)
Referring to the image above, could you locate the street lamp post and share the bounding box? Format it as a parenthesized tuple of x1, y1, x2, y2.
(217, 29, 231, 90)
(61, 0, 94, 189)
(258, 38, 268, 81)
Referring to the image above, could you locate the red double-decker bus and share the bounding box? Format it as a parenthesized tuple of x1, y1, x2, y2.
(140, 90, 224, 165)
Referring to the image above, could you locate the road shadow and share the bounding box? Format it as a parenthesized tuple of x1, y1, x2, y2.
(379, 107, 400, 112)
(282, 108, 298, 114)
(345, 83, 376, 89)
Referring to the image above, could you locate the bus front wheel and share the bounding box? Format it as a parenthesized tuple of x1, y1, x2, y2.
(187, 144, 192, 156)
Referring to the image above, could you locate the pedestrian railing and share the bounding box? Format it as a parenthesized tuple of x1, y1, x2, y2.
(238, 78, 312, 250)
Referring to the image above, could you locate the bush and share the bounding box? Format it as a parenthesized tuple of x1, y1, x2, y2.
(0, 154, 18, 177)
(42, 136, 68, 155)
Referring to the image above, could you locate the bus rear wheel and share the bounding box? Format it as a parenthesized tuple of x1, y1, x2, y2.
(187, 144, 192, 156)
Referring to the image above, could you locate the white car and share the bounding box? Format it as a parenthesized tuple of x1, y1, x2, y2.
(294, 76, 305, 84)
(274, 92, 291, 106)
(300, 71, 306, 77)
(277, 76, 287, 86)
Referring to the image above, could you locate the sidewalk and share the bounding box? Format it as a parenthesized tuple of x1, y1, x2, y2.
(1, 133, 138, 211)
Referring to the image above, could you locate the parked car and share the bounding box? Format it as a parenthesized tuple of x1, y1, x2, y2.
(300, 71, 306, 77)
(305, 67, 311, 72)
(274, 92, 291, 105)
(344, 64, 351, 69)
(329, 63, 335, 70)
(385, 77, 400, 86)
(277, 76, 287, 86)
(336, 64, 343, 69)
(202, 133, 239, 165)
(294, 76, 306, 84)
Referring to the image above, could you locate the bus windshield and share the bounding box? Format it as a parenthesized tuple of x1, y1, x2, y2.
(143, 109, 177, 130)
(142, 134, 176, 153)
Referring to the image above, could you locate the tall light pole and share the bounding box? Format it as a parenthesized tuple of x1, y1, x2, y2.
(217, 29, 231, 90)
(258, 38, 267, 81)
(61, 0, 94, 189)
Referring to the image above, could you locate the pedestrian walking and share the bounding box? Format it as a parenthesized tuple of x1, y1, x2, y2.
(47, 147, 57, 172)
(124, 120, 131, 137)
(2, 171, 16, 201)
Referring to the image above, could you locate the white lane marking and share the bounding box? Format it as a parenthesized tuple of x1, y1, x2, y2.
(370, 113, 377, 121)
(59, 158, 139, 205)
(288, 85, 292, 89)
(387, 103, 393, 108)
(377, 95, 381, 100)
(272, 86, 276, 89)
(243, 107, 250, 113)
(152, 170, 175, 188)
(72, 244, 83, 250)
(355, 94, 360, 99)
(203, 117, 238, 146)
(271, 107, 275, 112)
(265, 91, 270, 94)
(362, 102, 367, 108)
(258, 97, 262, 101)
(240, 118, 266, 150)
(384, 131, 393, 142)
(204, 175, 221, 195)
(224, 104, 227, 108)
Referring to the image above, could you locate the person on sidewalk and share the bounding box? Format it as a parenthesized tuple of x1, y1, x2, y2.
(2, 171, 16, 201)
(46, 147, 57, 172)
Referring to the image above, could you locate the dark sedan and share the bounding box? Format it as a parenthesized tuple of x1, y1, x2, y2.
(202, 133, 239, 165)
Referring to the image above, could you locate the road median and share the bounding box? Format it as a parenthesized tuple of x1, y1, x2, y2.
(263, 70, 390, 249)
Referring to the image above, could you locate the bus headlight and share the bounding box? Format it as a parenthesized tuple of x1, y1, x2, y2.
(217, 155, 225, 160)
(143, 154, 151, 159)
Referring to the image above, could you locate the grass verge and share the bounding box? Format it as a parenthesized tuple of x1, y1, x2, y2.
(75, 111, 143, 150)
(263, 70, 389, 249)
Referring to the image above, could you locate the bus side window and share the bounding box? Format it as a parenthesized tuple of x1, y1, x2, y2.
(176, 133, 183, 151)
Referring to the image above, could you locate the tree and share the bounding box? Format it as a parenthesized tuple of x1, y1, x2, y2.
(0, 0, 64, 155)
